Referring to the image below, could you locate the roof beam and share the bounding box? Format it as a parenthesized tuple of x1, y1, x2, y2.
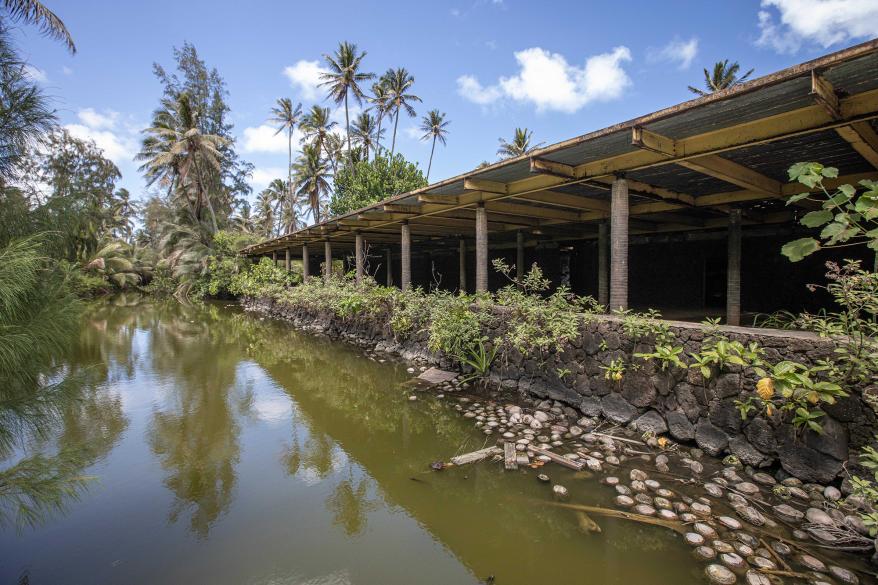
(463, 177, 507, 194)
(811, 71, 878, 170)
(530, 157, 577, 178)
(592, 176, 695, 206)
(677, 155, 782, 196)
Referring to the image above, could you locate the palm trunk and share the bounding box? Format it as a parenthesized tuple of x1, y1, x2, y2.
(193, 157, 218, 234)
(391, 108, 400, 157)
(426, 135, 436, 182)
(375, 112, 384, 160)
(287, 128, 294, 233)
(344, 93, 354, 176)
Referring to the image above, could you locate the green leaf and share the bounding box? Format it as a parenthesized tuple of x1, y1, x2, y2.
(786, 192, 811, 205)
(821, 166, 839, 178)
(781, 238, 820, 262)
(801, 210, 833, 227)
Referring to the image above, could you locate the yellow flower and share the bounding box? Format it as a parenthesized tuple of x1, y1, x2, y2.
(657, 437, 669, 448)
(765, 403, 775, 417)
(612, 372, 623, 381)
(807, 391, 820, 405)
(756, 377, 775, 401)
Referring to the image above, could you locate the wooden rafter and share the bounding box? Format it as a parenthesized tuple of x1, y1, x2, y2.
(811, 71, 878, 169)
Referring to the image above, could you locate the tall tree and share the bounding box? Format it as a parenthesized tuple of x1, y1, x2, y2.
(497, 127, 543, 159)
(688, 60, 754, 96)
(419, 109, 449, 182)
(320, 42, 374, 171)
(269, 98, 303, 233)
(367, 81, 389, 159)
(1, 0, 75, 53)
(351, 112, 381, 161)
(300, 105, 336, 160)
(382, 68, 421, 157)
(295, 144, 331, 225)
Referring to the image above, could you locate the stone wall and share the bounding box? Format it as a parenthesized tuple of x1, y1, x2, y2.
(243, 296, 876, 485)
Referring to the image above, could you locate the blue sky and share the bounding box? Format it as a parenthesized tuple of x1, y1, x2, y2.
(14, 0, 878, 208)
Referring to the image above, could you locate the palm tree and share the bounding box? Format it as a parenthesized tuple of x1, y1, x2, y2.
(263, 178, 288, 236)
(497, 127, 543, 159)
(367, 81, 389, 159)
(137, 92, 229, 233)
(300, 105, 337, 159)
(269, 98, 303, 233)
(351, 112, 381, 161)
(255, 188, 276, 237)
(323, 133, 345, 176)
(320, 41, 374, 170)
(419, 109, 449, 182)
(2, 0, 75, 53)
(688, 60, 754, 96)
(295, 144, 331, 225)
(382, 68, 421, 157)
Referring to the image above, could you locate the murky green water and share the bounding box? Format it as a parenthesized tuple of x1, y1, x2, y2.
(1, 297, 702, 584)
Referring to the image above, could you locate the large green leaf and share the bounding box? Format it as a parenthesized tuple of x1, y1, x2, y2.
(800, 209, 833, 228)
(781, 237, 820, 262)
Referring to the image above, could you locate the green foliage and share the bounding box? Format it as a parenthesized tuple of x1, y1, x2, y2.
(850, 439, 878, 536)
(601, 358, 626, 382)
(781, 162, 878, 261)
(329, 153, 426, 217)
(426, 291, 484, 356)
(688, 318, 763, 379)
(144, 263, 177, 297)
(458, 337, 499, 384)
(230, 257, 298, 298)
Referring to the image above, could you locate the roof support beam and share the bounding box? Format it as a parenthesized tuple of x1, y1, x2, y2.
(811, 71, 878, 170)
(463, 178, 507, 194)
(530, 157, 577, 178)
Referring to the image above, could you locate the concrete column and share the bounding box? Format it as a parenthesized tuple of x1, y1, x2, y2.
(285, 248, 291, 271)
(516, 230, 525, 280)
(302, 244, 310, 281)
(355, 232, 364, 285)
(727, 208, 742, 326)
(609, 176, 628, 311)
(475, 203, 488, 292)
(272, 251, 277, 267)
(323, 240, 332, 282)
(598, 221, 609, 309)
(400, 222, 411, 290)
(385, 248, 393, 286)
(458, 238, 467, 293)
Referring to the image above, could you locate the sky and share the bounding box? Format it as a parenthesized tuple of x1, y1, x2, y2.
(13, 0, 878, 209)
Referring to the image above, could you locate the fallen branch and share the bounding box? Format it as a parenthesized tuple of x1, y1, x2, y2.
(450, 446, 502, 466)
(540, 501, 687, 534)
(528, 445, 584, 471)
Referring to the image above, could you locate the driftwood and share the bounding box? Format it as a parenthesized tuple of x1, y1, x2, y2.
(588, 432, 646, 446)
(541, 501, 688, 534)
(528, 445, 584, 471)
(450, 446, 501, 466)
(576, 511, 602, 533)
(503, 442, 517, 470)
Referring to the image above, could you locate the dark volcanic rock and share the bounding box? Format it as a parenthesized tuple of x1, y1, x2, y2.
(695, 419, 729, 456)
(667, 411, 695, 441)
(601, 393, 638, 424)
(631, 410, 668, 435)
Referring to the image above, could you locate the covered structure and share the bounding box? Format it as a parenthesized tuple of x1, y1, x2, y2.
(243, 40, 878, 325)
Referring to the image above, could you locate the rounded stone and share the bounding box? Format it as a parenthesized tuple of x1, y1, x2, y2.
(630, 469, 648, 481)
(798, 554, 826, 572)
(615, 495, 635, 508)
(635, 493, 653, 505)
(537, 474, 551, 483)
(694, 522, 717, 538)
(824, 486, 842, 501)
(705, 563, 737, 584)
(654, 497, 673, 510)
(695, 546, 717, 560)
(552, 484, 569, 500)
(735, 482, 760, 496)
(657, 509, 678, 521)
(634, 504, 656, 516)
(720, 552, 746, 572)
(718, 516, 742, 530)
(735, 505, 766, 527)
(656, 488, 675, 498)
(744, 570, 771, 585)
(604, 476, 620, 486)
(680, 512, 698, 523)
(748, 556, 775, 571)
(751, 472, 776, 486)
(733, 542, 753, 557)
(712, 540, 735, 553)
(705, 483, 724, 498)
(615, 485, 632, 496)
(631, 480, 647, 493)
(828, 565, 859, 584)
(685, 532, 706, 546)
(735, 533, 758, 548)
(645, 479, 661, 491)
(771, 541, 791, 556)
(691, 502, 712, 516)
(773, 503, 804, 523)
(805, 507, 834, 527)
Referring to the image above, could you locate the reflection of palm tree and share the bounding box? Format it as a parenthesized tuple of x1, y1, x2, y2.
(325, 467, 376, 537)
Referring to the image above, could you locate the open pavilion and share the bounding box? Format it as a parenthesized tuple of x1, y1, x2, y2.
(241, 39, 878, 326)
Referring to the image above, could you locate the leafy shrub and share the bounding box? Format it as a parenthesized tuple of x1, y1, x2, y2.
(230, 257, 299, 298)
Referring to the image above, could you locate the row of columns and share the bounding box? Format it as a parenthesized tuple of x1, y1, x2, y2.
(277, 173, 742, 325)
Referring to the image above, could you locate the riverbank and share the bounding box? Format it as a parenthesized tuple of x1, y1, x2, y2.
(243, 294, 878, 582)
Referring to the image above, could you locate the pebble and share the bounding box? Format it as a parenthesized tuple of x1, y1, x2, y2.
(694, 523, 717, 538)
(705, 563, 737, 584)
(771, 541, 791, 557)
(408, 395, 417, 401)
(604, 476, 619, 486)
(744, 570, 770, 585)
(633, 504, 656, 516)
(751, 472, 776, 486)
(691, 502, 712, 517)
(644, 479, 661, 491)
(798, 554, 826, 572)
(630, 469, 648, 481)
(614, 495, 634, 508)
(824, 486, 842, 501)
(828, 565, 859, 584)
(685, 532, 706, 546)
(695, 546, 717, 560)
(773, 503, 804, 523)
(713, 540, 735, 553)
(735, 482, 760, 496)
(656, 488, 674, 498)
(631, 480, 647, 493)
(748, 556, 775, 571)
(654, 497, 673, 510)
(537, 474, 551, 483)
(733, 542, 753, 557)
(615, 485, 632, 496)
(704, 483, 724, 498)
(552, 484, 569, 500)
(718, 516, 742, 530)
(635, 493, 653, 505)
(805, 507, 834, 526)
(657, 509, 678, 521)
(720, 552, 746, 572)
(735, 533, 758, 548)
(734, 505, 766, 527)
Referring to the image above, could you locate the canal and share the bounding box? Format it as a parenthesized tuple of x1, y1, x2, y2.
(1, 297, 700, 584)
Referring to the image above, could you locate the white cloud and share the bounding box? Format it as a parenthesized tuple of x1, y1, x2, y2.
(242, 124, 298, 154)
(63, 108, 137, 164)
(282, 59, 328, 100)
(403, 126, 423, 141)
(24, 65, 48, 83)
(648, 37, 699, 69)
(77, 107, 118, 130)
(458, 46, 632, 113)
(64, 124, 134, 162)
(251, 167, 287, 190)
(756, 0, 878, 54)
(62, 66, 73, 76)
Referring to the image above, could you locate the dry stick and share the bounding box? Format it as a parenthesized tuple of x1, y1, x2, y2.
(541, 501, 687, 534)
(757, 568, 812, 580)
(589, 432, 647, 446)
(528, 445, 585, 471)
